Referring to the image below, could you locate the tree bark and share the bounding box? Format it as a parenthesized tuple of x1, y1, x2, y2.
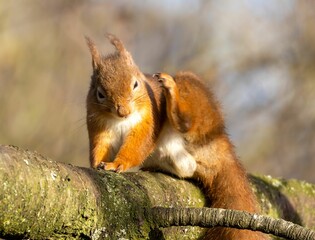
(0, 145, 315, 239)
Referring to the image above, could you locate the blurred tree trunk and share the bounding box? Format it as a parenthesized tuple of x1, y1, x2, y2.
(0, 145, 314, 239)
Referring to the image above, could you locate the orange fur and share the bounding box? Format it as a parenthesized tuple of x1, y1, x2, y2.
(86, 35, 165, 171)
(154, 72, 268, 240)
(86, 35, 269, 239)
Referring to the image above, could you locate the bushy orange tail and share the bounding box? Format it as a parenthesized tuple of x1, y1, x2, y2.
(200, 159, 269, 240)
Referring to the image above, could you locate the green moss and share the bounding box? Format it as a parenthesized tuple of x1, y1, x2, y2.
(124, 172, 207, 240)
(2, 145, 315, 239)
(89, 171, 153, 239)
(251, 175, 315, 231)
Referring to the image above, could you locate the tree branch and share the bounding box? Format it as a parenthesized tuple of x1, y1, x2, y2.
(152, 207, 315, 240)
(1, 145, 315, 239)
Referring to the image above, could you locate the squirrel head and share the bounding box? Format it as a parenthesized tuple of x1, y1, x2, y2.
(86, 34, 146, 118)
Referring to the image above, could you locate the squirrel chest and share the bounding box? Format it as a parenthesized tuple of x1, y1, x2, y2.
(100, 112, 197, 178)
(100, 111, 143, 162)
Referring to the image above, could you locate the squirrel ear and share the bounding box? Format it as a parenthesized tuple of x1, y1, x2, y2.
(85, 36, 102, 70)
(106, 33, 135, 66)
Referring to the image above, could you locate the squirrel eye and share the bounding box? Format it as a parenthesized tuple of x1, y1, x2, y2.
(96, 87, 106, 103)
(133, 80, 138, 90)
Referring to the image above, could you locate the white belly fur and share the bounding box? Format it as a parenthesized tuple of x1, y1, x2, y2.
(105, 110, 143, 161)
(143, 123, 197, 178)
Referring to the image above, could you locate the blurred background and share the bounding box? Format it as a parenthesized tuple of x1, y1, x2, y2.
(1, 0, 314, 182)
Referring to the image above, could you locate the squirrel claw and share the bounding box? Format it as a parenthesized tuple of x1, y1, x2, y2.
(153, 72, 175, 90)
(152, 73, 161, 79)
(103, 161, 125, 173)
(153, 73, 166, 83)
(97, 162, 106, 170)
(158, 78, 165, 83)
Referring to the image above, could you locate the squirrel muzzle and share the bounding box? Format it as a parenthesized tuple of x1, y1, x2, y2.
(116, 105, 130, 118)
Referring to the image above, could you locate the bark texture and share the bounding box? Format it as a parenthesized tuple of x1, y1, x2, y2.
(152, 207, 315, 240)
(0, 145, 315, 239)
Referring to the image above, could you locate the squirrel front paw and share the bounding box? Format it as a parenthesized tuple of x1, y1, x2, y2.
(153, 72, 176, 90)
(100, 160, 129, 173)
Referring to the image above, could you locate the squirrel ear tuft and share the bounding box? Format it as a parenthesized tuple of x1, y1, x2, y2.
(85, 36, 102, 70)
(106, 33, 125, 53)
(106, 33, 135, 66)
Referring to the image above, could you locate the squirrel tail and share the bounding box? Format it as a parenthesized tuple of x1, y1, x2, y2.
(197, 153, 269, 240)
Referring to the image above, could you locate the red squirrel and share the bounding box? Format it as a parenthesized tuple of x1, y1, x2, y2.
(86, 34, 268, 240)
(86, 34, 165, 170)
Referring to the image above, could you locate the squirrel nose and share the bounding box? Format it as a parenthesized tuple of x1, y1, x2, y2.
(117, 105, 130, 118)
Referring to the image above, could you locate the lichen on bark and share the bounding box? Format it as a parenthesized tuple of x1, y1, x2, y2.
(1, 145, 315, 239)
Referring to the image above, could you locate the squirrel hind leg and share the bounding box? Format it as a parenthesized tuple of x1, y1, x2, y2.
(153, 72, 192, 133)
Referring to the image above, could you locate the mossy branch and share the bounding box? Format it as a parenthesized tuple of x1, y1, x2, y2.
(1, 145, 315, 239)
(152, 207, 315, 240)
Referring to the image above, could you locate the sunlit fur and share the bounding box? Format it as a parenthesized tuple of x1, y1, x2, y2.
(86, 35, 165, 170)
(144, 122, 197, 178)
(86, 35, 269, 239)
(146, 72, 269, 240)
